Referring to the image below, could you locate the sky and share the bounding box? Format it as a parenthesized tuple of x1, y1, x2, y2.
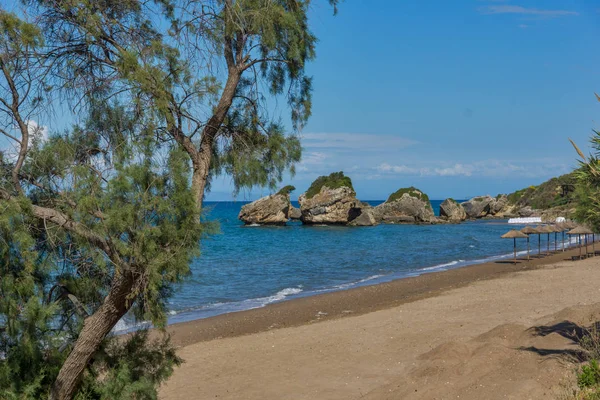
(210, 0, 600, 201)
(1, 1, 599, 202)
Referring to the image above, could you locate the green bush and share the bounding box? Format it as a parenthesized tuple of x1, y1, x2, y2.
(305, 172, 353, 199)
(579, 360, 600, 388)
(277, 185, 296, 196)
(387, 187, 430, 203)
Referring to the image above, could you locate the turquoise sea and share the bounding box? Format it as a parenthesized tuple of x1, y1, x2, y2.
(115, 200, 573, 331)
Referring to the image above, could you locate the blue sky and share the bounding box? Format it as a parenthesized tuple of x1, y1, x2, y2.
(210, 0, 600, 201)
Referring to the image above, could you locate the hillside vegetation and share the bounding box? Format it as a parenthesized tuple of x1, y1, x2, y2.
(506, 172, 577, 210)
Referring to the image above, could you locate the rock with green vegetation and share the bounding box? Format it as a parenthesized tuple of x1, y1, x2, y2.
(373, 187, 435, 223)
(298, 173, 361, 224)
(439, 198, 467, 222)
(238, 192, 291, 225)
(304, 172, 354, 199)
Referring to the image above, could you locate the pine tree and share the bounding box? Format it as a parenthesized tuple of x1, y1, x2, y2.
(0, 1, 338, 399)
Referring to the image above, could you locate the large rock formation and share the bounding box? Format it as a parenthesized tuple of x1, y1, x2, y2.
(439, 198, 467, 222)
(348, 204, 378, 226)
(490, 194, 508, 215)
(288, 206, 302, 220)
(461, 196, 494, 219)
(373, 187, 435, 224)
(299, 172, 361, 225)
(238, 192, 291, 225)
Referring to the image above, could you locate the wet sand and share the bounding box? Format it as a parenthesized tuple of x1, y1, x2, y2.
(160, 246, 600, 399)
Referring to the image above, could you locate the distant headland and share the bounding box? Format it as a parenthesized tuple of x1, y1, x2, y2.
(238, 171, 577, 226)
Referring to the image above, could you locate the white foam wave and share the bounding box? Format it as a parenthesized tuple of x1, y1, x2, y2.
(421, 260, 466, 272)
(245, 223, 261, 227)
(266, 287, 303, 302)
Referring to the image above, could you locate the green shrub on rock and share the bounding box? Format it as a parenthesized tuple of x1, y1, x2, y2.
(305, 172, 354, 199)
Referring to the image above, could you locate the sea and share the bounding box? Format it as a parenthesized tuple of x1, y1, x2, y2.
(114, 200, 575, 332)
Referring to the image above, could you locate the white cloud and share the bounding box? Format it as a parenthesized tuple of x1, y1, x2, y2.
(297, 151, 328, 172)
(376, 160, 569, 179)
(479, 5, 579, 17)
(377, 163, 474, 177)
(302, 132, 417, 152)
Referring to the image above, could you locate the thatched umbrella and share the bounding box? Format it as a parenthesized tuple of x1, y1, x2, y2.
(502, 230, 529, 264)
(541, 225, 554, 255)
(550, 224, 561, 252)
(520, 226, 537, 261)
(568, 226, 593, 259)
(561, 221, 577, 250)
(532, 225, 544, 257)
(555, 222, 568, 251)
(534, 225, 552, 256)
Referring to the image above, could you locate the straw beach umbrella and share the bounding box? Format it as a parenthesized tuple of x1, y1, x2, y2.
(501, 230, 529, 264)
(561, 221, 577, 251)
(568, 226, 593, 260)
(538, 225, 553, 256)
(550, 224, 561, 252)
(533, 225, 550, 257)
(520, 226, 537, 261)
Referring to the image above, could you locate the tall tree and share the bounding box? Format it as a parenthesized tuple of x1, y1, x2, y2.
(571, 96, 600, 231)
(0, 1, 338, 399)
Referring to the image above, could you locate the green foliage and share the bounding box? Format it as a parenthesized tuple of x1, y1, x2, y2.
(387, 187, 430, 203)
(74, 331, 181, 400)
(572, 124, 600, 230)
(1, 101, 203, 398)
(277, 185, 296, 196)
(507, 173, 577, 209)
(579, 360, 600, 388)
(0, 1, 338, 397)
(305, 172, 353, 199)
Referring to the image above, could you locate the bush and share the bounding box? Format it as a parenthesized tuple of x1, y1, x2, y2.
(277, 185, 295, 196)
(387, 187, 430, 203)
(305, 172, 353, 199)
(579, 360, 600, 389)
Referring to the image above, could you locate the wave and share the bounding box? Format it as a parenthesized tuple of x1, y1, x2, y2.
(421, 260, 466, 272)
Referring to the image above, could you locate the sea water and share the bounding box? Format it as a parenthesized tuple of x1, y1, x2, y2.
(113, 200, 575, 332)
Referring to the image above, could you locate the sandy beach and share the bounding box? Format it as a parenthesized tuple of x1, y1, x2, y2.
(159, 247, 600, 399)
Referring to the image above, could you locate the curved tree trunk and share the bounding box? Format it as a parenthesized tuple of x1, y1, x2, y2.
(50, 272, 136, 400)
(191, 70, 241, 210)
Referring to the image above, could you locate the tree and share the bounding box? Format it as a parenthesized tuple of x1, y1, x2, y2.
(0, 1, 338, 399)
(571, 97, 600, 232)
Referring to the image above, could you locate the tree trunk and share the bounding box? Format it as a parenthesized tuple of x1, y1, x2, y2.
(50, 272, 136, 400)
(191, 70, 241, 210)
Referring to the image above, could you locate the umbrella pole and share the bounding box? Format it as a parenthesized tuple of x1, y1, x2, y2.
(586, 234, 589, 257)
(527, 236, 530, 261)
(554, 232, 557, 252)
(513, 238, 517, 264)
(594, 233, 596, 256)
(580, 235, 583, 259)
(538, 234, 541, 257)
(547, 233, 550, 255)
(562, 231, 565, 252)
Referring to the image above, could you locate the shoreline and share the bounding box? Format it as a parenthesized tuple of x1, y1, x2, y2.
(165, 244, 588, 347)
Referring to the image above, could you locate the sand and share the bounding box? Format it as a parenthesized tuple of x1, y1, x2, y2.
(159, 247, 600, 399)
